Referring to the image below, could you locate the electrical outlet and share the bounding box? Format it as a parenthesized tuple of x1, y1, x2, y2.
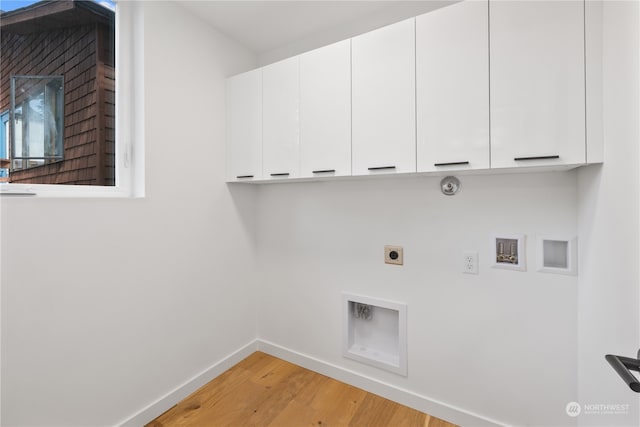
(463, 251, 478, 274)
(384, 245, 403, 265)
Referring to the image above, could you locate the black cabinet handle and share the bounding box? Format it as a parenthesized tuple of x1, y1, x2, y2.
(514, 155, 560, 161)
(434, 161, 470, 167)
(606, 353, 640, 393)
(270, 173, 290, 177)
(312, 169, 336, 174)
(368, 166, 396, 171)
(236, 175, 254, 179)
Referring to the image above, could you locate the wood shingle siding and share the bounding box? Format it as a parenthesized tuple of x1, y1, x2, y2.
(0, 1, 115, 186)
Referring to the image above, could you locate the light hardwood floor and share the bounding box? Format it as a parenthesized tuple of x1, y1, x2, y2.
(146, 351, 458, 427)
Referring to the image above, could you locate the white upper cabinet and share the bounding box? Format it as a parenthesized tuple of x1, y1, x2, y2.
(263, 56, 300, 179)
(300, 40, 351, 178)
(352, 19, 416, 176)
(416, 1, 489, 172)
(226, 0, 595, 184)
(226, 69, 262, 182)
(490, 0, 585, 168)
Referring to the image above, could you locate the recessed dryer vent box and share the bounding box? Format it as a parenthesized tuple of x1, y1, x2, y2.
(537, 235, 577, 275)
(343, 293, 407, 376)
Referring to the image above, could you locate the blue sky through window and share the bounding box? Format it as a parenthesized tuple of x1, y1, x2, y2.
(1, 0, 115, 13)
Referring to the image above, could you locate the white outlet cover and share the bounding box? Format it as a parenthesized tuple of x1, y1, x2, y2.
(462, 251, 478, 274)
(463, 251, 478, 274)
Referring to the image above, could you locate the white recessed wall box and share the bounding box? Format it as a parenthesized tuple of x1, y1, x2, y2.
(343, 293, 407, 376)
(536, 235, 577, 275)
(492, 233, 526, 271)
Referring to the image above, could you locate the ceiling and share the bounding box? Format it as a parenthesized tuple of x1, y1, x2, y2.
(177, 1, 455, 55)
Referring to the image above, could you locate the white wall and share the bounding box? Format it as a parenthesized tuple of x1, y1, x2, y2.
(257, 172, 579, 426)
(577, 1, 640, 426)
(257, 1, 455, 66)
(254, 2, 640, 425)
(0, 2, 259, 426)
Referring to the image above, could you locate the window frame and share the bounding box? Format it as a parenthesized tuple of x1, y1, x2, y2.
(0, 111, 9, 179)
(0, 0, 145, 198)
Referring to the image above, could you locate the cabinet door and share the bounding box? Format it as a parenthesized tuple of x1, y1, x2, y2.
(300, 40, 351, 178)
(226, 69, 262, 181)
(352, 19, 416, 176)
(263, 56, 300, 179)
(490, 0, 585, 168)
(416, 1, 489, 172)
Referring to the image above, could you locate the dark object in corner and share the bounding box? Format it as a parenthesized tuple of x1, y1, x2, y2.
(606, 350, 640, 392)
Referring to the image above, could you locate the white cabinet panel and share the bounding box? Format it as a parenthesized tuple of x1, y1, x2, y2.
(226, 69, 262, 181)
(263, 56, 300, 179)
(490, 0, 585, 168)
(416, 0, 489, 172)
(300, 40, 351, 178)
(352, 19, 416, 176)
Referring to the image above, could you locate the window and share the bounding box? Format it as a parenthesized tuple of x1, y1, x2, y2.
(0, 111, 9, 180)
(0, 0, 143, 197)
(10, 76, 64, 171)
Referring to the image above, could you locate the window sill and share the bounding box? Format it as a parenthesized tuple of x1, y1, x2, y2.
(0, 183, 140, 198)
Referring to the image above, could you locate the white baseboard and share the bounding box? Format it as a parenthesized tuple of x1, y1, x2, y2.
(116, 340, 258, 427)
(256, 339, 506, 427)
(116, 338, 505, 427)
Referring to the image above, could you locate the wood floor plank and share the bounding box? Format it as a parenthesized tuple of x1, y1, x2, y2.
(426, 415, 457, 427)
(250, 358, 297, 387)
(193, 381, 267, 426)
(236, 351, 274, 373)
(146, 352, 459, 427)
(348, 393, 401, 426)
(310, 378, 367, 426)
(287, 369, 329, 407)
(387, 404, 429, 427)
(266, 399, 322, 427)
(151, 353, 276, 426)
(247, 362, 326, 426)
(152, 367, 254, 426)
